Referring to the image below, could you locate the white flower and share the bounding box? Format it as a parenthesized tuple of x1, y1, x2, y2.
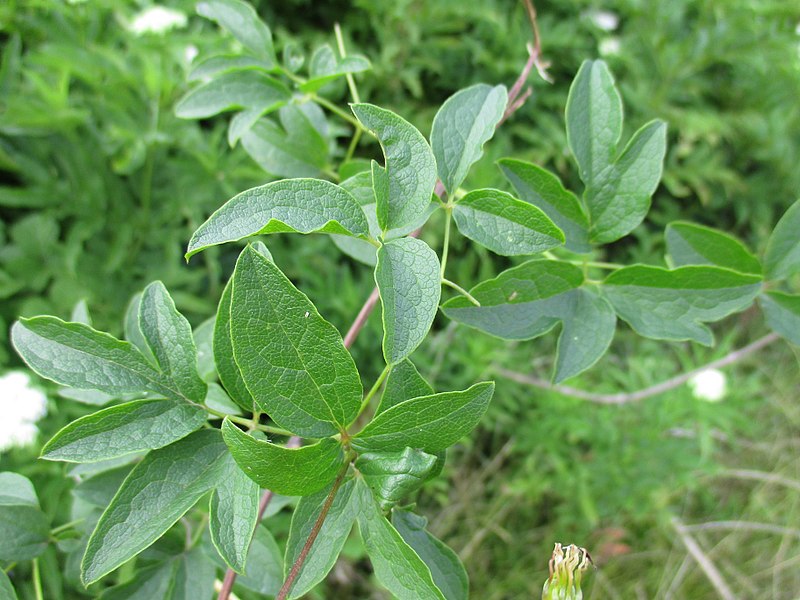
(129, 6, 188, 36)
(586, 9, 619, 32)
(0, 371, 48, 451)
(599, 37, 621, 56)
(184, 44, 199, 64)
(688, 368, 727, 402)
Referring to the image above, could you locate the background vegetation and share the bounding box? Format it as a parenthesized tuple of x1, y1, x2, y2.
(1, 0, 798, 597)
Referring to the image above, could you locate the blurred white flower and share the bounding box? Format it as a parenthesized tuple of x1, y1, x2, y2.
(599, 37, 622, 56)
(688, 368, 727, 402)
(184, 44, 199, 64)
(586, 9, 619, 32)
(0, 371, 48, 451)
(129, 6, 188, 36)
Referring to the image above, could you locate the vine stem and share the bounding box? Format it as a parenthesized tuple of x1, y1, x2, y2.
(275, 462, 351, 600)
(217, 17, 545, 598)
(205, 407, 293, 437)
(311, 93, 365, 131)
(495, 333, 780, 405)
(357, 363, 391, 418)
(440, 207, 452, 279)
(32, 558, 43, 600)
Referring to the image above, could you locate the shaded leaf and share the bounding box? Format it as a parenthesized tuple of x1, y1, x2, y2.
(300, 44, 371, 92)
(764, 199, 800, 281)
(666, 221, 761, 274)
(377, 359, 433, 415)
(283, 478, 359, 599)
(81, 430, 228, 584)
(431, 84, 507, 195)
(498, 158, 590, 253)
(0, 472, 49, 561)
(392, 510, 468, 600)
(376, 237, 441, 364)
(351, 103, 437, 232)
(760, 291, 800, 345)
(196, 0, 276, 63)
(41, 399, 206, 463)
(452, 188, 564, 256)
(175, 71, 288, 119)
(188, 55, 271, 82)
(603, 265, 761, 345)
(356, 448, 438, 509)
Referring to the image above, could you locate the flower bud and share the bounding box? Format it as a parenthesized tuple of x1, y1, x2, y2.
(542, 543, 592, 600)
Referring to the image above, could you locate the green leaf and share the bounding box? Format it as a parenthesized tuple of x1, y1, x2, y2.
(188, 55, 272, 82)
(353, 382, 494, 453)
(392, 510, 468, 600)
(584, 120, 667, 243)
(204, 382, 241, 415)
(124, 292, 154, 364)
(187, 179, 368, 259)
(0, 569, 17, 600)
(376, 237, 441, 365)
(760, 291, 800, 345)
(603, 265, 762, 345)
(356, 448, 438, 510)
(666, 221, 761, 275)
(566, 60, 623, 187)
(351, 103, 437, 232)
(139, 281, 207, 402)
(441, 261, 616, 382)
(0, 472, 49, 561)
(235, 525, 284, 596)
(221, 420, 345, 495)
(452, 188, 564, 256)
(241, 105, 329, 178)
(196, 0, 276, 63)
(170, 547, 217, 600)
(73, 466, 133, 508)
(214, 281, 255, 412)
(11, 318, 175, 398)
(300, 44, 371, 92)
(175, 71, 289, 119)
(41, 399, 207, 463)
(356, 480, 446, 600)
(431, 84, 507, 195)
(81, 430, 228, 584)
(498, 158, 590, 253)
(209, 454, 259, 573)
(71, 299, 92, 326)
(377, 359, 433, 415)
(193, 318, 216, 383)
(97, 563, 174, 600)
(283, 478, 359, 599)
(764, 199, 800, 281)
(229, 246, 362, 436)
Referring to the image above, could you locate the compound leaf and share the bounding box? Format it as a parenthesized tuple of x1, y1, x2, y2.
(229, 247, 362, 436)
(41, 399, 207, 463)
(666, 221, 761, 274)
(603, 265, 761, 345)
(187, 179, 368, 258)
(354, 382, 494, 453)
(81, 430, 228, 584)
(351, 103, 437, 232)
(221, 420, 345, 496)
(452, 188, 564, 256)
(375, 237, 441, 365)
(431, 84, 507, 195)
(498, 158, 590, 253)
(441, 261, 615, 382)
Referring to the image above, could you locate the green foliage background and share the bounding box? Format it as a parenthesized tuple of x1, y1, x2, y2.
(1, 0, 799, 598)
